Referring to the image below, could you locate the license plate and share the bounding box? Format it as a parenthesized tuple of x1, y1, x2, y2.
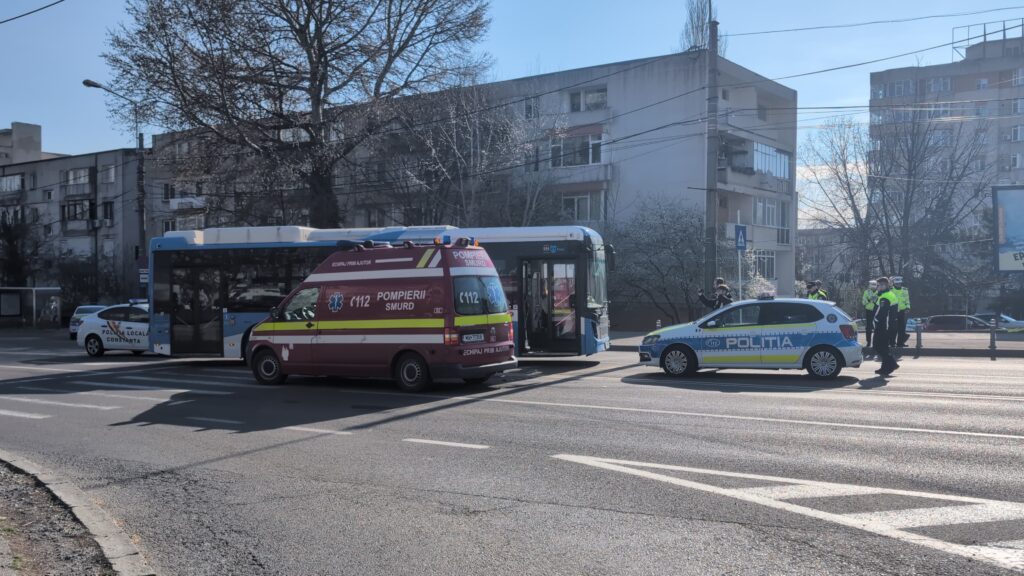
(462, 333, 485, 343)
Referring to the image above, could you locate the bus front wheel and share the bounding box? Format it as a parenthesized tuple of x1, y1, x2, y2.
(252, 349, 287, 385)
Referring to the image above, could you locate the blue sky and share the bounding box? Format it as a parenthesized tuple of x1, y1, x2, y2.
(1, 0, 1022, 154)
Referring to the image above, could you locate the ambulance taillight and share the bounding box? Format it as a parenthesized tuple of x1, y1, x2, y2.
(444, 328, 460, 346)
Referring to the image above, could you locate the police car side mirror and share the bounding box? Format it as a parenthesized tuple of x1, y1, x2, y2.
(706, 320, 718, 328)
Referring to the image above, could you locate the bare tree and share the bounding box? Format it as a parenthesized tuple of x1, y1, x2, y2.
(105, 0, 490, 228)
(680, 0, 726, 56)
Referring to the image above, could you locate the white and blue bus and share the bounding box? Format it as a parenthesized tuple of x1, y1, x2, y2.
(148, 225, 611, 358)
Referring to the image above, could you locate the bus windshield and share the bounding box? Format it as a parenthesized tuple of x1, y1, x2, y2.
(587, 249, 608, 308)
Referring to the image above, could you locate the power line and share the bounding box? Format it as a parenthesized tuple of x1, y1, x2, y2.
(0, 0, 66, 25)
(724, 6, 1024, 37)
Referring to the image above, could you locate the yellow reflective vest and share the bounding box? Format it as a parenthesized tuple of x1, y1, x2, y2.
(893, 287, 910, 311)
(862, 289, 877, 311)
(808, 290, 828, 300)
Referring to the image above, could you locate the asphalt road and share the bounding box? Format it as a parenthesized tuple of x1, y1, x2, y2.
(1, 332, 1023, 575)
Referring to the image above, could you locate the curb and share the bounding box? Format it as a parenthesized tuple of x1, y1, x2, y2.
(0, 449, 155, 576)
(608, 344, 1024, 358)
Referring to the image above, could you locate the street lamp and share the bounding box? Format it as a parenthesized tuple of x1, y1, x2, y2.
(83, 79, 147, 297)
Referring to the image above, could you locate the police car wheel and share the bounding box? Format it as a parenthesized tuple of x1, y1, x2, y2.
(806, 347, 842, 379)
(85, 335, 104, 357)
(661, 346, 697, 377)
(252, 349, 287, 385)
(395, 353, 431, 392)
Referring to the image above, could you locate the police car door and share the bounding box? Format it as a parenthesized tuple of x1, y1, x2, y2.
(758, 302, 818, 368)
(96, 306, 129, 350)
(697, 303, 763, 367)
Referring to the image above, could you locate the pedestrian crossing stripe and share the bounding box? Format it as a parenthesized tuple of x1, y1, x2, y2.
(553, 454, 1024, 573)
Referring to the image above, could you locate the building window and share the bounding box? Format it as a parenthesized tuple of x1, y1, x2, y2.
(61, 200, 93, 221)
(752, 249, 776, 280)
(1014, 99, 1024, 115)
(550, 134, 603, 167)
(175, 140, 191, 156)
(1013, 126, 1024, 142)
(977, 78, 989, 90)
(1012, 154, 1021, 170)
(63, 168, 89, 185)
(753, 142, 791, 180)
(0, 174, 23, 192)
(99, 164, 116, 183)
(757, 106, 768, 121)
(525, 146, 541, 172)
(872, 84, 885, 99)
(568, 87, 607, 112)
(163, 183, 175, 200)
(102, 201, 114, 220)
(525, 96, 539, 119)
(754, 197, 790, 229)
(721, 88, 729, 101)
(176, 214, 204, 230)
(562, 191, 603, 222)
(43, 223, 52, 236)
(163, 220, 176, 233)
(889, 79, 914, 97)
(44, 188, 53, 200)
(975, 156, 987, 171)
(926, 77, 951, 93)
(1014, 68, 1024, 87)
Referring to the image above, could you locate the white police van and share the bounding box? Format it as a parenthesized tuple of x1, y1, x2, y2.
(76, 301, 150, 357)
(638, 297, 862, 379)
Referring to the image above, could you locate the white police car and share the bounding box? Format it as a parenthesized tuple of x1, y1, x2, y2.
(76, 302, 150, 357)
(639, 297, 862, 379)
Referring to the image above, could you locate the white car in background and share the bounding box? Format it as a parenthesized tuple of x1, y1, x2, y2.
(974, 313, 1024, 331)
(68, 305, 105, 340)
(76, 303, 150, 357)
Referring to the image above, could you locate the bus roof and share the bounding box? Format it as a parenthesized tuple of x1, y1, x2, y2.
(156, 225, 603, 249)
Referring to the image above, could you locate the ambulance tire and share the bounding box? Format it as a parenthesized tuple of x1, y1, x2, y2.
(394, 352, 432, 392)
(252, 348, 288, 385)
(85, 335, 105, 357)
(661, 345, 697, 377)
(805, 346, 843, 380)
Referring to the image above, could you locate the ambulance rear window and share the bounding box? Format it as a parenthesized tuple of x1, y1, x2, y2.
(454, 276, 508, 315)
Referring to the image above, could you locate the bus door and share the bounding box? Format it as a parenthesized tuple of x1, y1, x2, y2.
(521, 259, 578, 354)
(170, 267, 224, 354)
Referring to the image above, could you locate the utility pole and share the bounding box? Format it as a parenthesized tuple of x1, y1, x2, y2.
(704, 12, 720, 291)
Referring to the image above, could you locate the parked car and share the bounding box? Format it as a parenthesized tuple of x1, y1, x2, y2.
(973, 313, 1024, 330)
(924, 315, 1003, 332)
(68, 305, 105, 340)
(76, 303, 150, 356)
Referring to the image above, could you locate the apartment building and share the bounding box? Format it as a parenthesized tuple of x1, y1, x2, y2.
(149, 51, 798, 303)
(0, 123, 144, 302)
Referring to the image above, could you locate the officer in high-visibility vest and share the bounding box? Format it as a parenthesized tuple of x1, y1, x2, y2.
(873, 276, 900, 376)
(862, 279, 878, 348)
(806, 280, 829, 300)
(891, 275, 911, 347)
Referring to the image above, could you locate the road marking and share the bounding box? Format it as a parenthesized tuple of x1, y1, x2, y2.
(67, 380, 231, 396)
(476, 397, 1024, 441)
(844, 503, 1024, 529)
(283, 426, 353, 436)
(18, 386, 167, 404)
(0, 408, 50, 419)
(0, 396, 118, 410)
(553, 454, 1024, 573)
(742, 483, 888, 500)
(994, 540, 1024, 551)
(186, 416, 243, 425)
(402, 438, 489, 449)
(124, 375, 264, 389)
(0, 364, 82, 373)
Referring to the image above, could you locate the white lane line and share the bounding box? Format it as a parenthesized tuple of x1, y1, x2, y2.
(844, 503, 1024, 529)
(186, 416, 243, 425)
(18, 386, 167, 404)
(0, 396, 118, 410)
(124, 376, 263, 389)
(68, 380, 231, 396)
(553, 454, 1024, 573)
(992, 540, 1024, 551)
(742, 483, 888, 500)
(283, 426, 353, 436)
(0, 408, 50, 419)
(0, 364, 82, 373)
(402, 438, 489, 449)
(477, 397, 1024, 441)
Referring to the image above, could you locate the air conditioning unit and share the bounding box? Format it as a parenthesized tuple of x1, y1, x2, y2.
(89, 219, 101, 230)
(1005, 134, 1014, 141)
(103, 218, 114, 228)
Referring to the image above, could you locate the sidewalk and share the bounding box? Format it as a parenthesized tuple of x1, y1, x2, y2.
(609, 330, 1024, 358)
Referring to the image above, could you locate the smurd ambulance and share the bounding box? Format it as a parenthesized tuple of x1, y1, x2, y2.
(638, 296, 862, 379)
(246, 237, 517, 391)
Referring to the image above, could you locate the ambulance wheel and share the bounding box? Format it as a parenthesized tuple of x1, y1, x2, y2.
(805, 346, 842, 380)
(394, 353, 431, 392)
(661, 345, 697, 377)
(85, 335, 105, 357)
(252, 348, 287, 385)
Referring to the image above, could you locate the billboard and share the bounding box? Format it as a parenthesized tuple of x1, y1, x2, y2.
(995, 186, 1024, 273)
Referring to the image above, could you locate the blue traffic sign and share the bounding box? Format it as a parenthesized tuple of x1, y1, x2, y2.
(735, 225, 747, 252)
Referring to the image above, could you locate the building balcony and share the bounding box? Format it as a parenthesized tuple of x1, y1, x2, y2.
(549, 163, 614, 186)
(61, 183, 94, 199)
(0, 190, 24, 206)
(717, 165, 791, 195)
(169, 196, 207, 211)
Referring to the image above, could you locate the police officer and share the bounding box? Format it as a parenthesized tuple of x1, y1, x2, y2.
(891, 276, 911, 347)
(873, 276, 900, 376)
(806, 280, 829, 300)
(862, 280, 878, 348)
(698, 283, 733, 310)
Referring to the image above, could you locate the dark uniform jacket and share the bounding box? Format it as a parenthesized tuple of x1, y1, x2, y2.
(699, 293, 733, 310)
(873, 288, 898, 336)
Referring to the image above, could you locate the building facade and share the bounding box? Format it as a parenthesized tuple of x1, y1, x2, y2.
(0, 125, 144, 305)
